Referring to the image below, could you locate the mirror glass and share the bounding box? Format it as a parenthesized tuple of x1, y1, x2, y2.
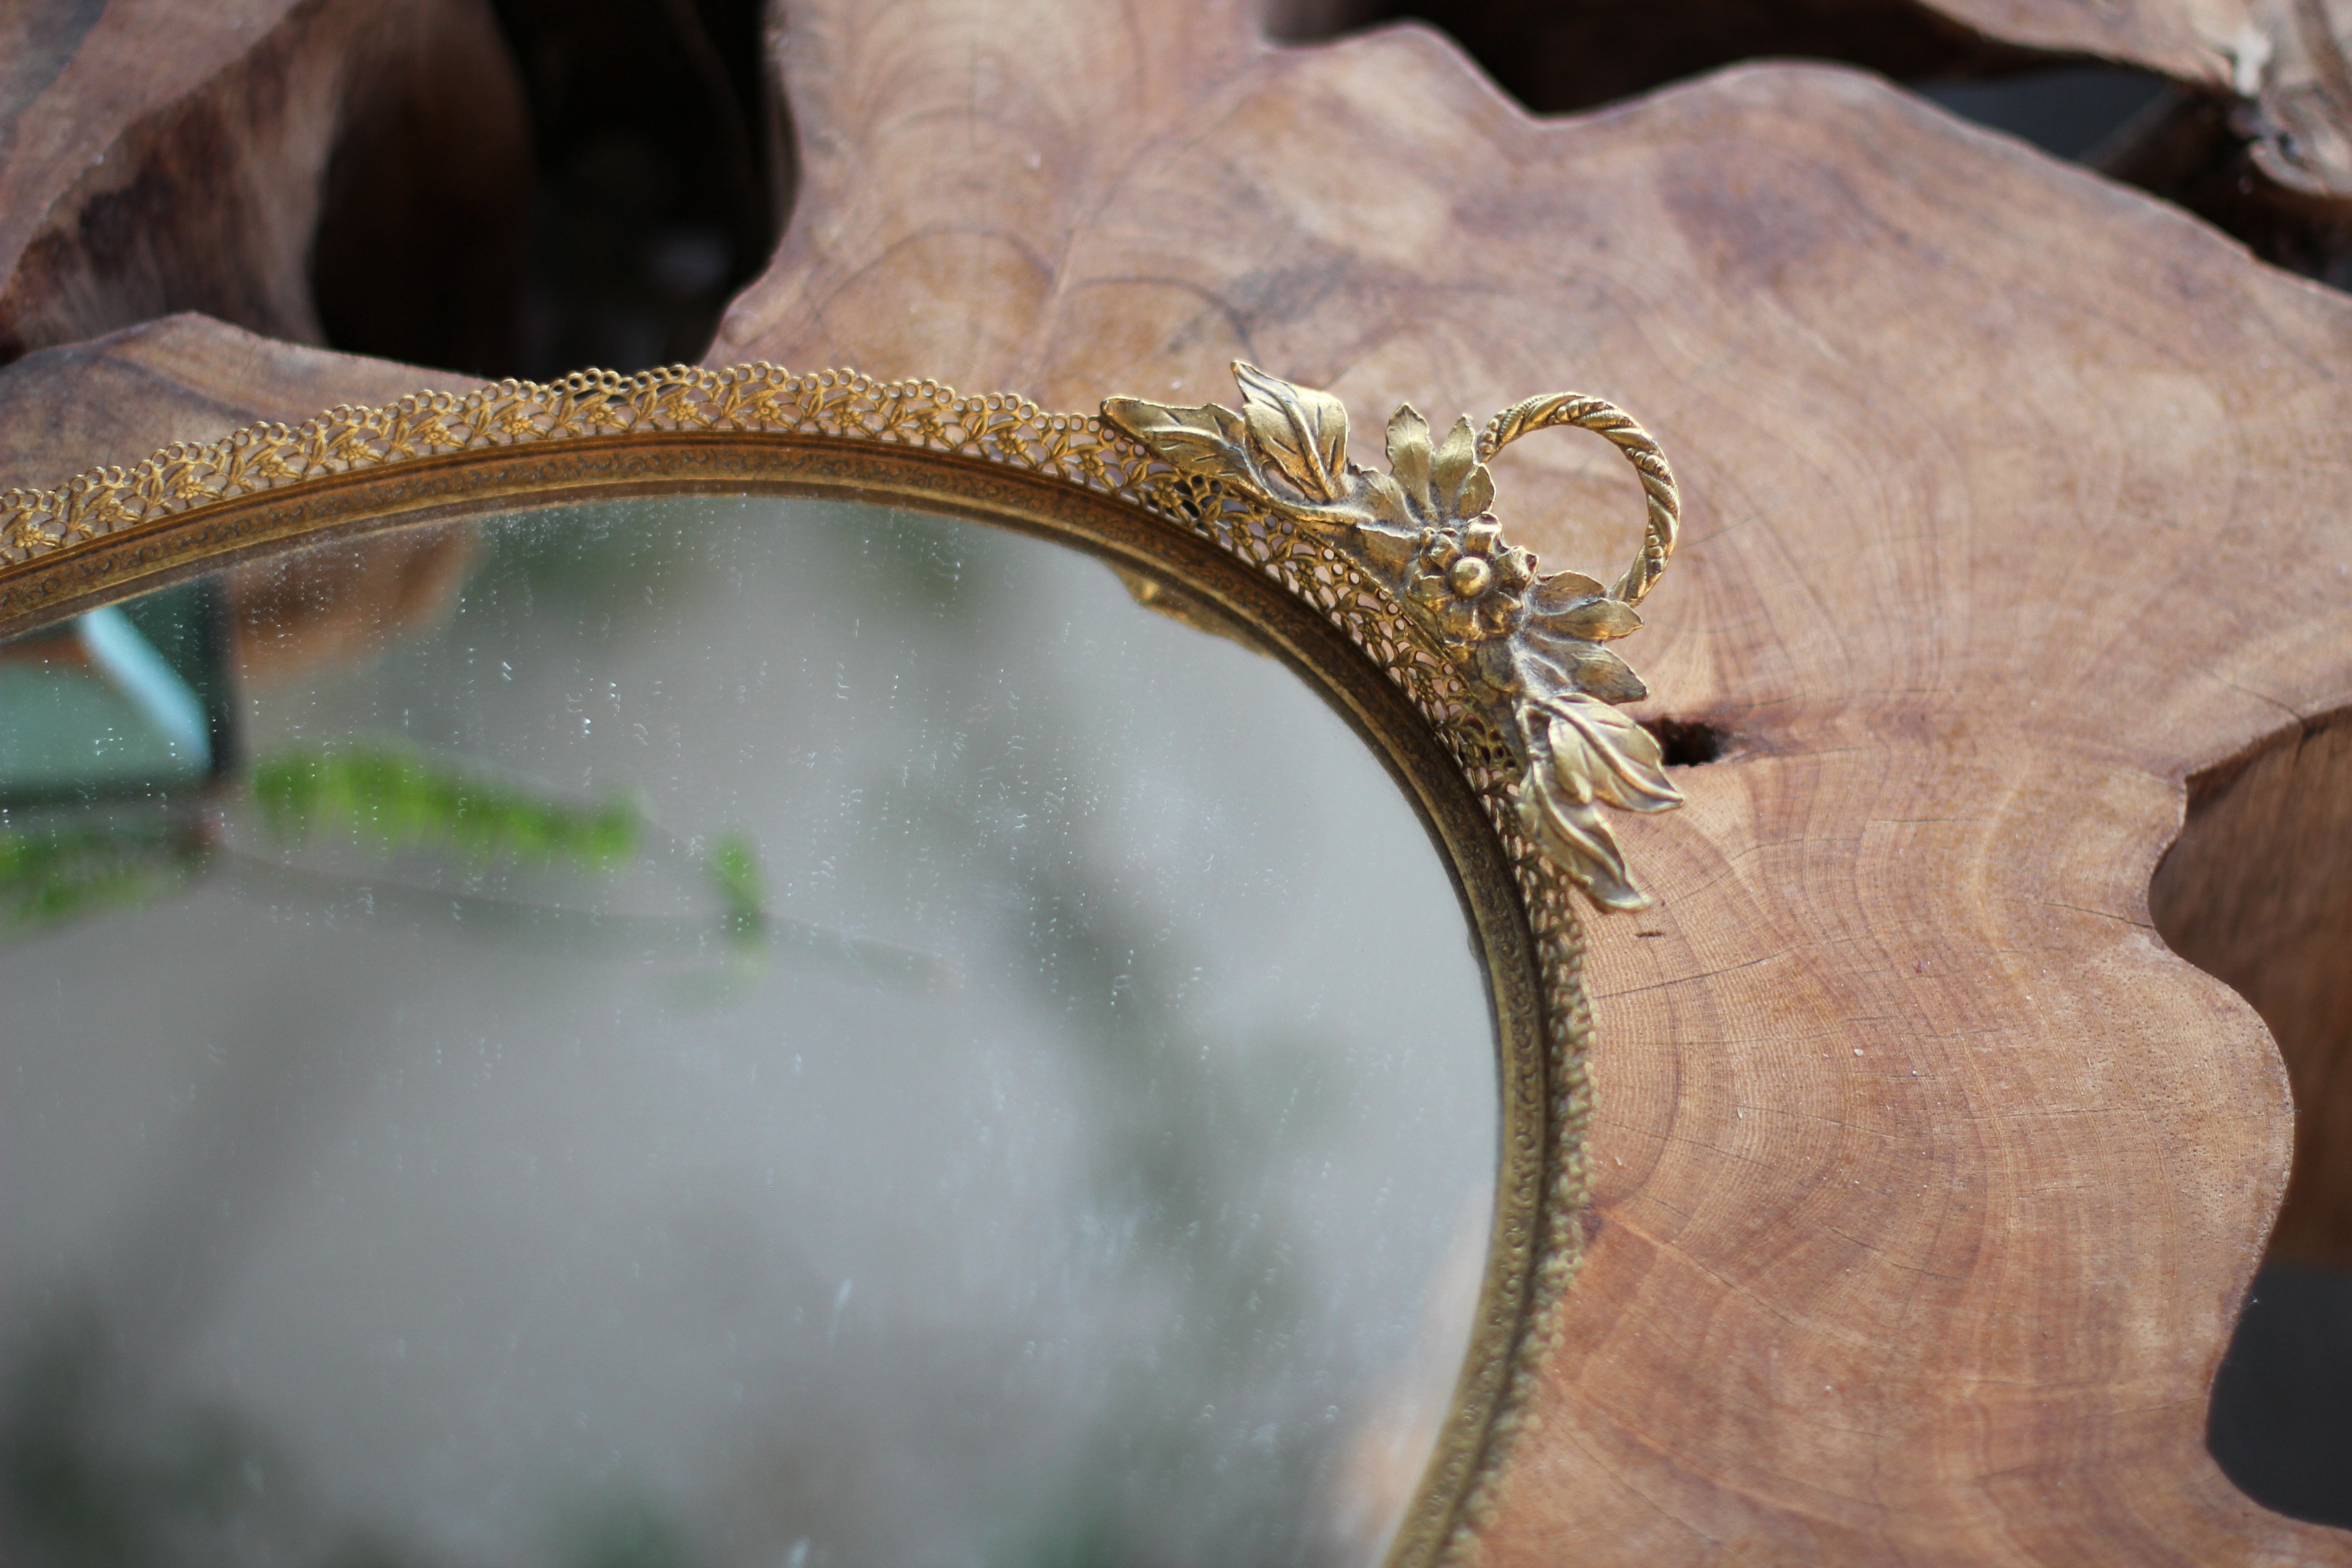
(0, 496, 1498, 1568)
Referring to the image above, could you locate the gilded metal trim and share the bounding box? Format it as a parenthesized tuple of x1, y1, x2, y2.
(0, 361, 1686, 1568)
(1107, 365, 1683, 912)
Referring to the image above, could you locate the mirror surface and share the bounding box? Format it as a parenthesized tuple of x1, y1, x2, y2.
(0, 496, 1499, 1568)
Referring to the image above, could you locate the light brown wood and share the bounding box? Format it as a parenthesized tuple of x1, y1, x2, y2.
(1358, 0, 2337, 197)
(1806, 0, 2352, 273)
(0, 0, 2349, 1559)
(1284, 0, 2352, 281)
(1909, 0, 2352, 202)
(707, 2, 2352, 1560)
(0, 0, 528, 369)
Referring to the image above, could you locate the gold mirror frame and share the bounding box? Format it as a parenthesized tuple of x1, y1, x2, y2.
(0, 362, 1683, 1568)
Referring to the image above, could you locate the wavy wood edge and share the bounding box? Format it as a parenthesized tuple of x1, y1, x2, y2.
(0, 0, 2347, 1557)
(708, 3, 2352, 1560)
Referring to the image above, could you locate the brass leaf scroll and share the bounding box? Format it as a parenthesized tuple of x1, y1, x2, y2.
(1105, 365, 1684, 911)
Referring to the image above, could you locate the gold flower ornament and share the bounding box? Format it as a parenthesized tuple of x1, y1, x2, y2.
(1104, 364, 1685, 910)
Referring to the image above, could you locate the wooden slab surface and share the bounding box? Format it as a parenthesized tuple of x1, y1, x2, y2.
(0, 0, 2346, 1560)
(711, 4, 2352, 1561)
(0, 0, 527, 367)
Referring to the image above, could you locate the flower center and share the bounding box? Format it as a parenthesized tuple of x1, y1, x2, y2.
(1448, 556, 1492, 598)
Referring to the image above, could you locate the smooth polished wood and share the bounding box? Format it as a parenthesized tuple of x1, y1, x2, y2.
(0, 0, 2348, 1559)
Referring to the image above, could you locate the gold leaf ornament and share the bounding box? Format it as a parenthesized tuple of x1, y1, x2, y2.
(1429, 415, 1479, 513)
(1096, 396, 1260, 492)
(1387, 405, 1434, 511)
(1235, 362, 1348, 502)
(1522, 694, 1682, 911)
(1103, 363, 1686, 910)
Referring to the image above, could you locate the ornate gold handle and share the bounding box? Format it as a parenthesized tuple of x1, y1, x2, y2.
(1479, 393, 1679, 609)
(1105, 365, 1686, 911)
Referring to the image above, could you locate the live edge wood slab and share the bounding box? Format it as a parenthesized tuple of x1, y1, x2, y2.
(2, 0, 2350, 1562)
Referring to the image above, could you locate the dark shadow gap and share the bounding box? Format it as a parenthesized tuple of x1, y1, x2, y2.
(306, 0, 535, 381)
(1642, 716, 1727, 768)
(1264, 0, 2037, 114)
(310, 0, 785, 381)
(1915, 68, 2173, 163)
(2151, 707, 2352, 1527)
(2207, 1262, 2352, 1525)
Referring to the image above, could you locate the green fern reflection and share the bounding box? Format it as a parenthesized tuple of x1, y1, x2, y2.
(250, 745, 641, 872)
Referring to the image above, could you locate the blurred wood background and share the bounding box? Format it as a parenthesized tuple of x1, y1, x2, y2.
(1, 0, 2349, 1558)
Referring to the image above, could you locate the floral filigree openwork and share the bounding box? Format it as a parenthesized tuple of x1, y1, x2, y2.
(1106, 364, 1684, 910)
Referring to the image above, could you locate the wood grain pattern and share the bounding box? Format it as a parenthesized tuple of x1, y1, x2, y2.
(1292, 0, 2352, 283)
(0, 0, 528, 368)
(711, 3, 2352, 1560)
(0, 0, 2347, 1559)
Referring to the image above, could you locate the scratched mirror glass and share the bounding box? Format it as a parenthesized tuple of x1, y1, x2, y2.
(0, 496, 1497, 1568)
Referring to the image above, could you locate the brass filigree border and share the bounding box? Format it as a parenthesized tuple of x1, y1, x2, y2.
(0, 363, 1681, 1568)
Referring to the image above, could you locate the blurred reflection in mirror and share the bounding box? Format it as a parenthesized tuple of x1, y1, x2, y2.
(0, 497, 1499, 1568)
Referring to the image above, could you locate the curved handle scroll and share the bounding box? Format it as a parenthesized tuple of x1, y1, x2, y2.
(1479, 394, 1679, 608)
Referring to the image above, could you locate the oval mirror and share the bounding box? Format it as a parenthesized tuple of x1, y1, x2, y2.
(0, 493, 1499, 1568)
